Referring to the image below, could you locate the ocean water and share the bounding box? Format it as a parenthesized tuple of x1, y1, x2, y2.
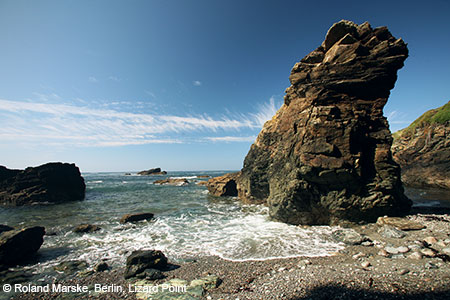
(1, 171, 449, 282)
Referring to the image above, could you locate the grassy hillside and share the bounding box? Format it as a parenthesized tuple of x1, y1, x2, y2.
(393, 100, 450, 139)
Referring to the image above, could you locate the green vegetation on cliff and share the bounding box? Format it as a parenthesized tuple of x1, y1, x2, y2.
(393, 100, 450, 139)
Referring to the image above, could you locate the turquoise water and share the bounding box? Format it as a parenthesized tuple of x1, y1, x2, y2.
(1, 171, 448, 284)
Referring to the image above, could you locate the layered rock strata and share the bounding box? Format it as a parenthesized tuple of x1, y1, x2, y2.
(209, 20, 412, 225)
(392, 101, 450, 189)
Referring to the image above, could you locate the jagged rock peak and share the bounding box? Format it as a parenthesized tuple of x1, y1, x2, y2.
(235, 20, 411, 225)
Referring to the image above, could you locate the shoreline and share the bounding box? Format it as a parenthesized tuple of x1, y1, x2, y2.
(7, 212, 450, 300)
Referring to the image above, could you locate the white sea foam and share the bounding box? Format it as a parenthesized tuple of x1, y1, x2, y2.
(170, 176, 198, 179)
(36, 203, 344, 273)
(87, 180, 103, 184)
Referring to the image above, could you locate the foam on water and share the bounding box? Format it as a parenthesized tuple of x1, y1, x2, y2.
(34, 202, 344, 275)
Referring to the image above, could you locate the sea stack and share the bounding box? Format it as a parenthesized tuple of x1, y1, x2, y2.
(213, 20, 412, 225)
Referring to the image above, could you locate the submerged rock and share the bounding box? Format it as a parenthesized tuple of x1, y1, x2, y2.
(0, 226, 45, 269)
(392, 101, 450, 189)
(0, 163, 85, 206)
(206, 172, 239, 197)
(120, 212, 154, 224)
(73, 224, 101, 233)
(234, 20, 411, 225)
(54, 260, 88, 274)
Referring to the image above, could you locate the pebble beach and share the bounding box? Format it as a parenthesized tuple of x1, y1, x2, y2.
(9, 212, 450, 300)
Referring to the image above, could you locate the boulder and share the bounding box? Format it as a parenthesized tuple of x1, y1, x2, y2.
(153, 178, 189, 186)
(331, 229, 365, 245)
(0, 226, 45, 269)
(120, 213, 154, 224)
(376, 216, 425, 230)
(378, 225, 406, 239)
(206, 172, 239, 197)
(138, 168, 167, 176)
(73, 224, 101, 233)
(124, 250, 168, 279)
(234, 20, 411, 225)
(392, 101, 450, 189)
(0, 163, 85, 206)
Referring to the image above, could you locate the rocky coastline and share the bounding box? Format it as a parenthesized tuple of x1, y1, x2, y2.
(392, 101, 450, 190)
(6, 212, 450, 300)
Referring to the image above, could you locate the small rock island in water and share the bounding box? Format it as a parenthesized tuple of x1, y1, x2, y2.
(208, 20, 412, 225)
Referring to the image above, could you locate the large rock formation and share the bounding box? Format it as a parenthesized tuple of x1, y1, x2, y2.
(392, 101, 450, 189)
(0, 163, 85, 206)
(234, 20, 411, 225)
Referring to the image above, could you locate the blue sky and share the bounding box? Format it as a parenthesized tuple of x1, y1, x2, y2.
(0, 0, 449, 172)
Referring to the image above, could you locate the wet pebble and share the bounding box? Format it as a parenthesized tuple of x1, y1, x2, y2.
(421, 248, 437, 257)
(424, 236, 438, 245)
(353, 252, 366, 259)
(361, 261, 371, 268)
(397, 246, 410, 254)
(398, 269, 409, 275)
(408, 252, 423, 260)
(425, 262, 439, 269)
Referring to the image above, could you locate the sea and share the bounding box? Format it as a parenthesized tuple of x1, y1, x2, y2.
(1, 171, 449, 284)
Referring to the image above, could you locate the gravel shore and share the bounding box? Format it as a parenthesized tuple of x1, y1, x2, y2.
(9, 212, 450, 300)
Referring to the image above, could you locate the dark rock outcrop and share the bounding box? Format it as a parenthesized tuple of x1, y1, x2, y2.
(235, 20, 411, 225)
(206, 172, 239, 197)
(120, 213, 154, 224)
(138, 168, 167, 175)
(124, 250, 167, 279)
(0, 226, 45, 269)
(0, 163, 85, 206)
(392, 101, 450, 189)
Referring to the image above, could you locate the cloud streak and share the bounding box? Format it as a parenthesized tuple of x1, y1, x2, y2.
(0, 98, 278, 147)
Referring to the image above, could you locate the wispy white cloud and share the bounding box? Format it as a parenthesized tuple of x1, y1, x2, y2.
(386, 110, 412, 132)
(193, 80, 202, 86)
(145, 90, 156, 98)
(108, 76, 120, 82)
(250, 96, 280, 126)
(205, 136, 256, 143)
(88, 76, 98, 83)
(0, 98, 279, 147)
